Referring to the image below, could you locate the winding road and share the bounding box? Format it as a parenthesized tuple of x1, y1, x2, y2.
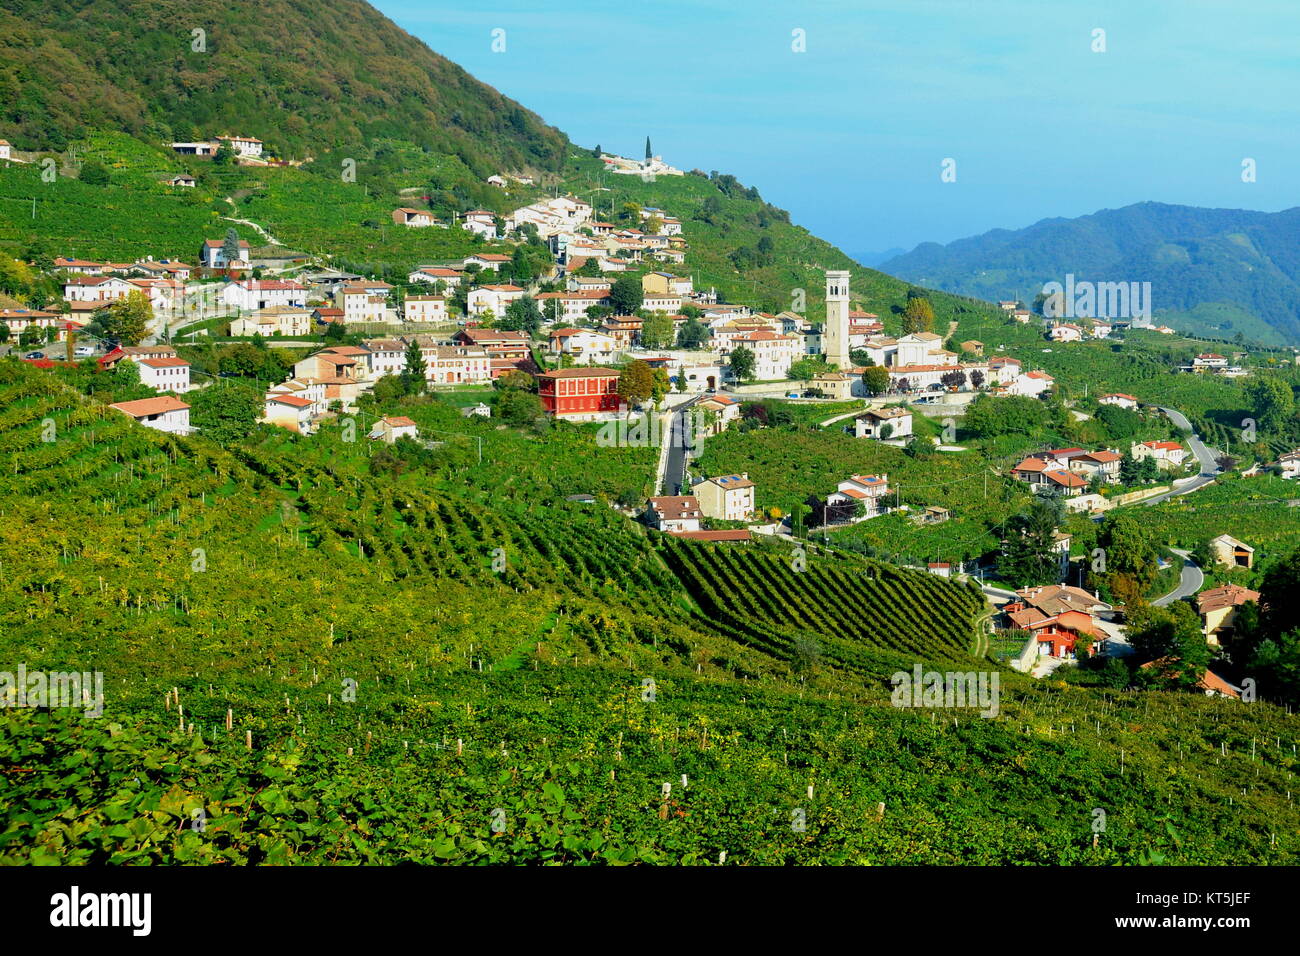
(1153, 548, 1204, 606)
(1140, 404, 1221, 505)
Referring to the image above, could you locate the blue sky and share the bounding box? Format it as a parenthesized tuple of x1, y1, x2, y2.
(377, 0, 1300, 258)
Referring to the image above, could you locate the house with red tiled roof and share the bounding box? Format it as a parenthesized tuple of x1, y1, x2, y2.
(392, 207, 438, 228)
(671, 529, 751, 542)
(1132, 439, 1188, 470)
(547, 327, 616, 362)
(199, 238, 251, 270)
(408, 266, 465, 289)
(1098, 392, 1139, 409)
(262, 393, 315, 434)
(466, 284, 525, 318)
(462, 252, 511, 270)
(814, 474, 890, 526)
(644, 495, 703, 533)
(536, 289, 611, 324)
(370, 416, 420, 444)
(1195, 583, 1260, 644)
(1140, 657, 1241, 699)
(1068, 449, 1123, 480)
(108, 395, 191, 434)
(222, 279, 307, 312)
(133, 356, 191, 393)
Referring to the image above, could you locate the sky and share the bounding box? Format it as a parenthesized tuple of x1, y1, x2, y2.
(377, 0, 1300, 259)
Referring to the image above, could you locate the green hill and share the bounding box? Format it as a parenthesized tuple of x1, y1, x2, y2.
(0, 0, 566, 174)
(3, 0, 1300, 866)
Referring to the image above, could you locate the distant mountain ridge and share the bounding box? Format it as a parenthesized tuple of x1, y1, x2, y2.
(881, 201, 1300, 345)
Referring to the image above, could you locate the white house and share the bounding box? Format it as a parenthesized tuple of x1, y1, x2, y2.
(63, 276, 134, 303)
(1049, 323, 1085, 343)
(535, 290, 610, 324)
(222, 279, 307, 312)
(1192, 352, 1229, 371)
(336, 284, 390, 324)
(200, 238, 251, 270)
(463, 253, 513, 272)
(854, 407, 913, 440)
(108, 396, 191, 434)
(726, 330, 801, 380)
(1006, 370, 1054, 397)
(0, 140, 11, 161)
(360, 339, 407, 379)
(133, 356, 191, 393)
(548, 327, 617, 363)
(262, 393, 315, 434)
(825, 474, 891, 521)
(217, 135, 263, 158)
(370, 416, 420, 444)
(566, 276, 613, 294)
(1280, 450, 1300, 480)
(392, 207, 438, 227)
(467, 284, 525, 318)
(404, 295, 448, 324)
(1098, 392, 1138, 410)
(230, 305, 312, 337)
(1132, 440, 1188, 470)
(409, 267, 464, 289)
(894, 332, 947, 367)
(461, 210, 498, 239)
(645, 496, 702, 533)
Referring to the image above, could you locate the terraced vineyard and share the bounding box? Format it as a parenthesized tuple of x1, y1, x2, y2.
(659, 538, 987, 677)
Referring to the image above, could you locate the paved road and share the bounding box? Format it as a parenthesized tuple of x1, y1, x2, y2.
(1140, 405, 1222, 505)
(661, 398, 700, 495)
(1153, 548, 1204, 606)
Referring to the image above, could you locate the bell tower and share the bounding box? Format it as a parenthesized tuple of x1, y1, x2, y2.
(824, 270, 851, 369)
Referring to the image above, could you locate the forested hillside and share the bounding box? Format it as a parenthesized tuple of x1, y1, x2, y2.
(882, 202, 1300, 345)
(0, 0, 566, 174)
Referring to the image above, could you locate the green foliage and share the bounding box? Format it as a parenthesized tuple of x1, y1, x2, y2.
(998, 499, 1063, 587)
(861, 365, 890, 396)
(900, 296, 935, 334)
(187, 381, 262, 443)
(616, 360, 654, 409)
(962, 394, 1049, 439)
(728, 345, 755, 382)
(609, 275, 643, 315)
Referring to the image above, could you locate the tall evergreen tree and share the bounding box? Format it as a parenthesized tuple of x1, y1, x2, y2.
(401, 339, 426, 395)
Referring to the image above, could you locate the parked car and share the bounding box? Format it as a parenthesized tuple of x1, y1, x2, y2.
(24, 351, 44, 359)
(74, 345, 95, 357)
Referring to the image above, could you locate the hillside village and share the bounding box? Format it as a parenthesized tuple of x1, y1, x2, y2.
(3, 0, 1300, 874)
(2, 123, 1299, 712)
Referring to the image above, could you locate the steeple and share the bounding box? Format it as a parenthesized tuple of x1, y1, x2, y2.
(824, 270, 851, 369)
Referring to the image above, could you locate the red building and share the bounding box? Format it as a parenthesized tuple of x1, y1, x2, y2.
(538, 367, 621, 421)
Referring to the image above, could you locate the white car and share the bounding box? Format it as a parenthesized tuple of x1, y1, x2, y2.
(74, 345, 95, 357)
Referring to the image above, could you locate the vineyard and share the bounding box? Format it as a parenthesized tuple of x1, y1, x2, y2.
(3, 357, 1300, 865)
(658, 537, 987, 677)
